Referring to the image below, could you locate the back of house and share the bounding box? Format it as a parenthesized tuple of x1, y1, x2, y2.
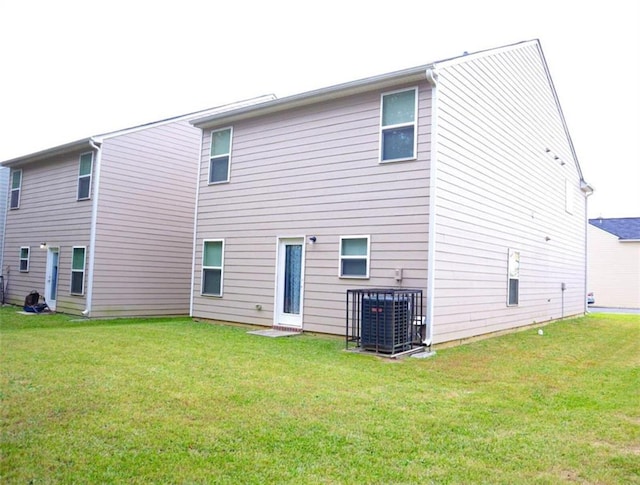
(189, 40, 591, 345)
(1, 98, 273, 317)
(190, 68, 434, 335)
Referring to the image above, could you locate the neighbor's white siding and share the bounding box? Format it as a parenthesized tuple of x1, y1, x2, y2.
(432, 41, 587, 343)
(193, 84, 433, 335)
(0, 167, 9, 273)
(2, 152, 94, 313)
(90, 120, 201, 317)
(588, 224, 640, 308)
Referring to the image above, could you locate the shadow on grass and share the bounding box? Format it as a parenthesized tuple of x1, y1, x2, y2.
(0, 304, 193, 331)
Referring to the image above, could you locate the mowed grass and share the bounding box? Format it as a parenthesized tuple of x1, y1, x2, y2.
(1, 307, 638, 484)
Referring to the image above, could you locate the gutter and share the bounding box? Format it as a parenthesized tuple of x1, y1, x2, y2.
(191, 65, 431, 129)
(581, 182, 594, 315)
(83, 138, 103, 317)
(1, 138, 95, 168)
(424, 67, 439, 349)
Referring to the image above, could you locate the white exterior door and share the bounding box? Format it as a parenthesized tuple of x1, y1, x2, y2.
(275, 237, 305, 328)
(45, 247, 59, 311)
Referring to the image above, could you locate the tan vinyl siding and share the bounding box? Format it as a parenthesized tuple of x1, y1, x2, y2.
(193, 84, 432, 335)
(89, 121, 200, 317)
(2, 153, 93, 313)
(587, 225, 640, 308)
(433, 42, 587, 343)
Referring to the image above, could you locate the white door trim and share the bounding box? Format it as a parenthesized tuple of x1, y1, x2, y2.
(274, 236, 306, 328)
(44, 247, 60, 311)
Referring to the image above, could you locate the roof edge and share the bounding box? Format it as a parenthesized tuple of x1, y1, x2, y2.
(1, 138, 99, 167)
(1, 95, 277, 167)
(191, 66, 430, 128)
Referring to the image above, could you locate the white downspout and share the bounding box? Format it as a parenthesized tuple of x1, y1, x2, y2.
(581, 181, 594, 314)
(425, 68, 439, 349)
(189, 131, 205, 316)
(83, 138, 102, 317)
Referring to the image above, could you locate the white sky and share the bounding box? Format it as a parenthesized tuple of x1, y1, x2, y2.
(1, 0, 638, 218)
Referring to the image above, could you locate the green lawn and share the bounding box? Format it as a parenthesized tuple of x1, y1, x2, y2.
(1, 307, 638, 484)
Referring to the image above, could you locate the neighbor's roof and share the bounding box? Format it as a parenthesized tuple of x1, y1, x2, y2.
(1, 95, 276, 168)
(589, 218, 640, 240)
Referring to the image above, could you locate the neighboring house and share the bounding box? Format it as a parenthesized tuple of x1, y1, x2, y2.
(588, 218, 640, 308)
(1, 96, 274, 316)
(189, 39, 594, 346)
(0, 167, 8, 278)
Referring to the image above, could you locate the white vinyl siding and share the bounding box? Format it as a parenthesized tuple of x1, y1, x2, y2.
(380, 87, 417, 162)
(209, 127, 232, 184)
(77, 152, 93, 200)
(202, 240, 224, 296)
(2, 153, 93, 312)
(10, 169, 22, 209)
(19, 246, 29, 272)
(89, 121, 201, 317)
(565, 179, 573, 214)
(2, 119, 202, 315)
(0, 167, 8, 271)
(432, 41, 587, 342)
(71, 246, 86, 295)
(339, 236, 370, 278)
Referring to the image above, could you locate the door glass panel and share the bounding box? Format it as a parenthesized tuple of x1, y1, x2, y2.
(283, 244, 302, 314)
(50, 251, 59, 301)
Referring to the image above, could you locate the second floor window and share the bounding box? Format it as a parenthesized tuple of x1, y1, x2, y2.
(10, 169, 22, 209)
(209, 128, 232, 184)
(380, 88, 417, 162)
(77, 152, 93, 200)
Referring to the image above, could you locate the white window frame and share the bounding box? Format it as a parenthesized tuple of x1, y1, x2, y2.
(19, 246, 30, 272)
(208, 127, 233, 185)
(10, 169, 22, 209)
(201, 239, 225, 296)
(77, 152, 93, 201)
(70, 246, 86, 295)
(379, 87, 418, 163)
(507, 249, 520, 306)
(339, 235, 370, 279)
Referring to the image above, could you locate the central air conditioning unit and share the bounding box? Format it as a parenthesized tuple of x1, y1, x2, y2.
(361, 293, 411, 353)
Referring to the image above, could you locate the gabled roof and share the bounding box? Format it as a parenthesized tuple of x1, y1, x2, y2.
(190, 41, 551, 130)
(589, 218, 640, 240)
(1, 95, 276, 168)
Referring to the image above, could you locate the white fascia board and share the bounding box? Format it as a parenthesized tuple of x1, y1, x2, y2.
(1, 137, 99, 167)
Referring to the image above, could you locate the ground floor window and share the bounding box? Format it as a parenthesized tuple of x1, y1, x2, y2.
(339, 236, 370, 278)
(19, 246, 30, 272)
(202, 240, 224, 296)
(71, 247, 86, 295)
